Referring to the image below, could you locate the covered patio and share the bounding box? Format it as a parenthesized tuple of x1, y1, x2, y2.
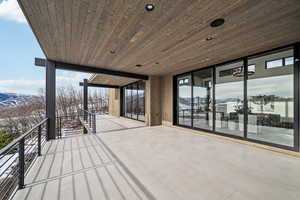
(12, 116, 300, 200)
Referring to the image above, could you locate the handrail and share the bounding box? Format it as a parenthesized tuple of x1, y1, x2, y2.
(79, 109, 97, 134)
(0, 118, 49, 198)
(80, 109, 95, 115)
(0, 118, 48, 156)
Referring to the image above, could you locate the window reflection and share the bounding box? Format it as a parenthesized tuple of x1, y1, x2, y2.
(138, 81, 145, 121)
(247, 48, 294, 146)
(123, 81, 145, 121)
(215, 61, 244, 137)
(177, 74, 192, 127)
(192, 69, 213, 130)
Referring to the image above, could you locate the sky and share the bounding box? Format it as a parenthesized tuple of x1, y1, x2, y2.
(0, 0, 94, 95)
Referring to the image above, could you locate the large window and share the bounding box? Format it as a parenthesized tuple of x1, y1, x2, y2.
(175, 45, 298, 150)
(247, 48, 294, 147)
(122, 81, 145, 121)
(215, 61, 244, 137)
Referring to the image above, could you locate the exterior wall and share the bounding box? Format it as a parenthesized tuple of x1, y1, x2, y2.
(161, 75, 173, 126)
(108, 88, 120, 117)
(145, 76, 162, 126)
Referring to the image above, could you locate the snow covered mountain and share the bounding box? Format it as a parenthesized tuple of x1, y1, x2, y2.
(0, 93, 35, 108)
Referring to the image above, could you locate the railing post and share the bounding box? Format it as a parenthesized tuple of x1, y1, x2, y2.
(59, 117, 62, 138)
(93, 114, 96, 133)
(18, 138, 25, 189)
(38, 125, 41, 156)
(89, 113, 92, 128)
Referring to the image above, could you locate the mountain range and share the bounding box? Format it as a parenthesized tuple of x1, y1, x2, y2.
(0, 93, 35, 108)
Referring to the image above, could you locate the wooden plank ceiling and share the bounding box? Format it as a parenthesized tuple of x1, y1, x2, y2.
(19, 0, 300, 86)
(89, 74, 139, 87)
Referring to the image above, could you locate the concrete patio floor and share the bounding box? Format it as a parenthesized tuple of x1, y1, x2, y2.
(12, 115, 300, 200)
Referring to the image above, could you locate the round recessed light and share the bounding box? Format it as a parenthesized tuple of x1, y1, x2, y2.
(145, 4, 155, 12)
(206, 36, 215, 41)
(210, 18, 225, 27)
(136, 64, 143, 68)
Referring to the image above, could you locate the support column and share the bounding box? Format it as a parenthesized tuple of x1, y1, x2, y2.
(83, 79, 88, 134)
(83, 79, 88, 113)
(46, 60, 56, 140)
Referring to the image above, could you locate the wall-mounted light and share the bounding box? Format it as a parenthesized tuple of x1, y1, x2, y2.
(145, 4, 155, 12)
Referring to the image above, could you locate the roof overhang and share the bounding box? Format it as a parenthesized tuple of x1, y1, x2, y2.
(20, 0, 300, 85)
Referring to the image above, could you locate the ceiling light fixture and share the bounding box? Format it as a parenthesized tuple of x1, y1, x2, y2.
(206, 36, 215, 41)
(136, 64, 143, 68)
(110, 50, 116, 54)
(145, 4, 155, 12)
(210, 18, 225, 28)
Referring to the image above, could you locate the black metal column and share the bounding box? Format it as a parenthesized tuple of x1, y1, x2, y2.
(243, 57, 248, 139)
(83, 79, 88, 134)
(46, 60, 56, 140)
(294, 43, 300, 152)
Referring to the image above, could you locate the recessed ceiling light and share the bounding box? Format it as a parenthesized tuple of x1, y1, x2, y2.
(206, 36, 215, 41)
(136, 64, 143, 68)
(210, 18, 225, 27)
(145, 4, 155, 12)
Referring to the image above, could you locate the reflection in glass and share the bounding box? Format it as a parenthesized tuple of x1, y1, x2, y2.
(132, 83, 138, 120)
(215, 61, 244, 137)
(192, 69, 213, 130)
(247, 48, 294, 146)
(125, 85, 132, 118)
(123, 81, 145, 121)
(177, 74, 192, 127)
(138, 81, 145, 121)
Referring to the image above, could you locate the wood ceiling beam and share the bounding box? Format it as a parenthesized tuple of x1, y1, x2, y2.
(35, 58, 148, 80)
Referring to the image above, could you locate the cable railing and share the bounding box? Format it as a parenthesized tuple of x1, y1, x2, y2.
(56, 114, 83, 138)
(79, 109, 97, 134)
(0, 118, 48, 200)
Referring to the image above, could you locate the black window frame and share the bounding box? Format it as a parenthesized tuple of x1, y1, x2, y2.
(265, 56, 295, 69)
(120, 80, 146, 122)
(173, 43, 300, 152)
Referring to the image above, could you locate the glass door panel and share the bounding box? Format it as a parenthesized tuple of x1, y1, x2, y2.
(215, 61, 244, 137)
(177, 74, 192, 127)
(247, 47, 294, 147)
(192, 69, 213, 130)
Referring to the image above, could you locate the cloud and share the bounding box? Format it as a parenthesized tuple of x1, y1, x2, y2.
(0, 0, 27, 23)
(0, 79, 45, 95)
(0, 72, 93, 95)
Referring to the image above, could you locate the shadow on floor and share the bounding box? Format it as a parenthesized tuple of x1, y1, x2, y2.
(12, 134, 155, 200)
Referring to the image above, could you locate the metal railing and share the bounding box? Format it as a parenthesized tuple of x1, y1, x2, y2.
(0, 118, 48, 200)
(79, 110, 96, 134)
(56, 114, 84, 138)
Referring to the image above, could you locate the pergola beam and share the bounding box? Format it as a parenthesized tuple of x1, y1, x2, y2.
(35, 58, 148, 80)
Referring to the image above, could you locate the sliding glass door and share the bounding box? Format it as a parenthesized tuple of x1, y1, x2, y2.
(177, 74, 192, 127)
(247, 47, 294, 147)
(192, 69, 213, 130)
(215, 61, 244, 137)
(174, 45, 298, 150)
(122, 81, 145, 121)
